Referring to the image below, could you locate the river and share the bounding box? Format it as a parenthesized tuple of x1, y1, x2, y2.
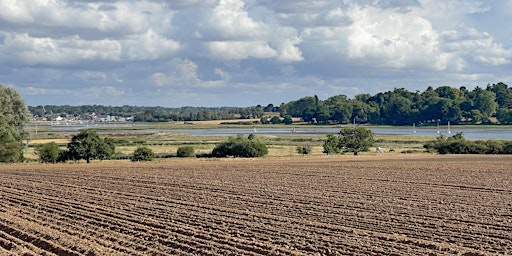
(31, 124, 512, 140)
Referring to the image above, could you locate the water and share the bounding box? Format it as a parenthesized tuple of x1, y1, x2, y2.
(170, 127, 512, 140)
(30, 124, 512, 140)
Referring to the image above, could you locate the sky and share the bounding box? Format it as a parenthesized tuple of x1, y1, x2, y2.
(1, 0, 511, 107)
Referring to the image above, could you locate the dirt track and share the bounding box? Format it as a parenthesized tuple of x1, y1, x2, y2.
(1, 155, 511, 255)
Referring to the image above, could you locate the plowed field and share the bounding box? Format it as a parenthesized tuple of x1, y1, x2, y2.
(1, 155, 511, 255)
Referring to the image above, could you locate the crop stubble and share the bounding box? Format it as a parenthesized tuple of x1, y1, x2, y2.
(0, 155, 511, 255)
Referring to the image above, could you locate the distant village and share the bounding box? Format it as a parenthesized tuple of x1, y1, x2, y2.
(32, 113, 135, 125)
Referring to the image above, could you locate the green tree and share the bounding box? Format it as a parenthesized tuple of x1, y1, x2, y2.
(0, 85, 31, 162)
(0, 117, 24, 162)
(497, 108, 512, 124)
(97, 137, 116, 160)
(338, 127, 374, 155)
(66, 130, 109, 163)
(270, 116, 281, 124)
(473, 88, 498, 122)
(282, 115, 293, 125)
(177, 146, 195, 157)
(131, 146, 155, 161)
(322, 133, 341, 155)
(35, 142, 61, 163)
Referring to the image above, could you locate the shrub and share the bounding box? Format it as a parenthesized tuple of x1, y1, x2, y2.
(502, 141, 512, 154)
(131, 147, 155, 161)
(177, 146, 195, 157)
(212, 135, 268, 158)
(296, 145, 311, 155)
(323, 133, 341, 155)
(35, 142, 61, 163)
(424, 132, 510, 154)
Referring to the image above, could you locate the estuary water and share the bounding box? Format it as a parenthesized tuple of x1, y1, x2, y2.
(32, 123, 512, 140)
(169, 126, 512, 140)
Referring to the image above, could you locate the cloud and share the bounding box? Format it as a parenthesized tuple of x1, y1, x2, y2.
(201, 0, 303, 62)
(0, 0, 510, 107)
(0, 32, 121, 66)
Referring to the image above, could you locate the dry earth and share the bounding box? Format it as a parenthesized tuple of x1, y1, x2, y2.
(1, 155, 511, 255)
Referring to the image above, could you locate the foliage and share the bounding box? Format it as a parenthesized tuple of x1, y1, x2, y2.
(177, 146, 195, 157)
(0, 85, 30, 162)
(30, 105, 268, 122)
(270, 116, 281, 124)
(322, 133, 341, 155)
(0, 116, 24, 162)
(278, 82, 511, 125)
(27, 82, 512, 126)
(65, 130, 115, 163)
(98, 137, 116, 160)
(35, 142, 61, 163)
(338, 127, 374, 155)
(296, 145, 311, 155)
(424, 132, 512, 154)
(131, 147, 156, 161)
(282, 115, 293, 124)
(212, 134, 268, 158)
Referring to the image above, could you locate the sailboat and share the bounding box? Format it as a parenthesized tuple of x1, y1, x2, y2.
(413, 123, 416, 133)
(447, 121, 451, 134)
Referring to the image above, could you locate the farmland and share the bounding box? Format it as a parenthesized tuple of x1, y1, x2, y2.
(1, 155, 511, 255)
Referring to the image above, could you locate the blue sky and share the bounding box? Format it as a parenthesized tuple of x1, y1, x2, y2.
(1, 0, 511, 107)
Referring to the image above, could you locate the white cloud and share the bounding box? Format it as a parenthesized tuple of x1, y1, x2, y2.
(151, 58, 204, 87)
(202, 0, 302, 62)
(0, 32, 121, 66)
(207, 41, 276, 60)
(122, 29, 181, 61)
(1, 0, 511, 107)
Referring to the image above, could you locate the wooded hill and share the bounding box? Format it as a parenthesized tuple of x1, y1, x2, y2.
(29, 82, 512, 125)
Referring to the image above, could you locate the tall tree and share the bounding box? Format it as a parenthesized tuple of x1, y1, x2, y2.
(337, 127, 374, 155)
(473, 87, 498, 122)
(66, 130, 112, 163)
(0, 85, 31, 162)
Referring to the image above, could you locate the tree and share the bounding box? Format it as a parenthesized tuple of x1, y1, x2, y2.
(66, 130, 113, 163)
(270, 116, 281, 124)
(473, 88, 498, 122)
(282, 115, 293, 125)
(338, 127, 374, 155)
(35, 142, 61, 163)
(131, 147, 155, 161)
(0, 85, 31, 162)
(0, 117, 24, 162)
(323, 133, 341, 155)
(97, 137, 116, 160)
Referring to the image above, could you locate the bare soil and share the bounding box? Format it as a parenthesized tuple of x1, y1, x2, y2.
(1, 155, 511, 255)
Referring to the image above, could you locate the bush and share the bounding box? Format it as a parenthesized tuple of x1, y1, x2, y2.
(212, 135, 268, 158)
(177, 146, 195, 157)
(35, 142, 61, 163)
(296, 145, 311, 155)
(131, 147, 155, 161)
(424, 132, 510, 154)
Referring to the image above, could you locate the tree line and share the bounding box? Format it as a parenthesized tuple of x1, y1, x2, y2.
(29, 82, 512, 125)
(280, 82, 512, 125)
(29, 105, 268, 122)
